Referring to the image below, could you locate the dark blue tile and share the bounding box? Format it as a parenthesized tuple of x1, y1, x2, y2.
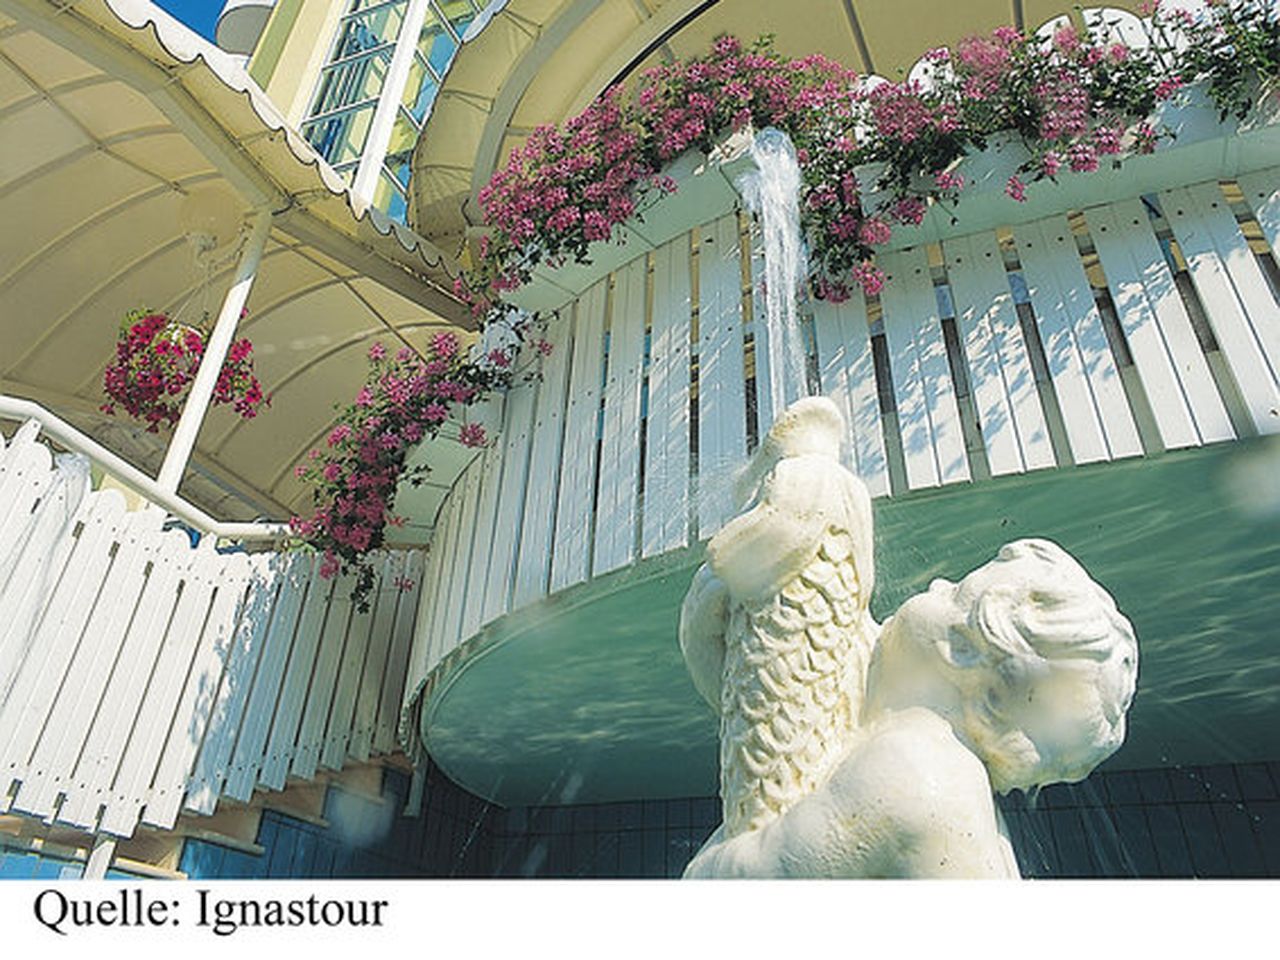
(692, 797, 721, 827)
(1104, 770, 1142, 805)
(642, 829, 666, 877)
(667, 798, 693, 828)
(1237, 764, 1276, 801)
(642, 801, 666, 830)
(593, 833, 620, 877)
(571, 831, 595, 875)
(265, 827, 298, 878)
(1170, 767, 1210, 803)
(1111, 807, 1162, 877)
(1050, 809, 1097, 877)
(615, 802, 642, 829)
(1014, 811, 1059, 876)
(1251, 800, 1280, 876)
(1201, 765, 1241, 801)
(1135, 768, 1175, 804)
(1211, 802, 1266, 877)
(0, 852, 39, 879)
(619, 831, 643, 877)
(572, 805, 596, 832)
(666, 832, 696, 878)
(1145, 806, 1194, 877)
(1179, 804, 1229, 877)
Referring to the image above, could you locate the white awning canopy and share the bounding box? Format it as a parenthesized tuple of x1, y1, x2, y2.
(0, 0, 478, 530)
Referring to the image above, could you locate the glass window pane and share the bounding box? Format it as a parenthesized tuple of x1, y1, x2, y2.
(303, 101, 377, 166)
(375, 170, 408, 223)
(402, 58, 439, 123)
(312, 53, 391, 115)
(417, 19, 457, 76)
(336, 3, 406, 57)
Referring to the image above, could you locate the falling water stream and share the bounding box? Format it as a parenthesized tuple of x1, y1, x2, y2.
(736, 127, 809, 422)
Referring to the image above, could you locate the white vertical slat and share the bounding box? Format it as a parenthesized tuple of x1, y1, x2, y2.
(1015, 215, 1143, 461)
(184, 552, 284, 814)
(53, 526, 197, 829)
(482, 364, 537, 624)
(551, 280, 608, 591)
(401, 540, 439, 733)
(425, 479, 465, 673)
(141, 552, 255, 830)
(0, 422, 52, 550)
(1239, 169, 1280, 258)
(349, 552, 406, 762)
(374, 551, 423, 755)
(0, 431, 88, 691)
(1087, 199, 1234, 447)
(222, 551, 313, 803)
(0, 489, 128, 801)
(0, 425, 59, 586)
(811, 291, 891, 497)
(290, 568, 357, 781)
(943, 232, 1056, 474)
(697, 214, 748, 537)
(259, 566, 341, 791)
(1162, 182, 1280, 434)
(514, 309, 573, 605)
(460, 414, 506, 640)
(442, 458, 484, 652)
(96, 538, 222, 836)
(10, 507, 165, 819)
(879, 246, 971, 488)
(643, 233, 693, 557)
(326, 558, 387, 767)
(594, 256, 648, 575)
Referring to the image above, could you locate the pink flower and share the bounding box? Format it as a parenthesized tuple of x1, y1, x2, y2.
(1005, 175, 1027, 202)
(535, 339, 554, 357)
(1155, 75, 1183, 100)
(488, 348, 512, 368)
(1052, 24, 1080, 54)
(459, 422, 487, 447)
(858, 217, 893, 245)
(355, 386, 374, 408)
(1041, 151, 1063, 178)
(935, 170, 965, 192)
(430, 331, 459, 359)
(319, 552, 341, 579)
(368, 341, 386, 361)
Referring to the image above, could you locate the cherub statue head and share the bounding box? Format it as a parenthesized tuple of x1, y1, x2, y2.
(867, 538, 1138, 794)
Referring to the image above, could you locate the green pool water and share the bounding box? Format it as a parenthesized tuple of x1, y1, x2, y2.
(423, 438, 1280, 806)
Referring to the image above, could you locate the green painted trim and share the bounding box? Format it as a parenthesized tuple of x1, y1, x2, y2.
(248, 0, 305, 89)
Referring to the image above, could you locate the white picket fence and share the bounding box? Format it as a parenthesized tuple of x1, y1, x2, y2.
(407, 169, 1280, 701)
(0, 419, 423, 838)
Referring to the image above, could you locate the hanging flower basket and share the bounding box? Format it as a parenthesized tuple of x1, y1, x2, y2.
(100, 308, 268, 432)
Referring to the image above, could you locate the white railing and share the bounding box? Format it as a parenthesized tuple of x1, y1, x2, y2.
(405, 165, 1280, 719)
(0, 414, 423, 839)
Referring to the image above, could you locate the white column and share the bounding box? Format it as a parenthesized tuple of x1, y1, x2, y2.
(156, 209, 273, 496)
(351, 0, 431, 205)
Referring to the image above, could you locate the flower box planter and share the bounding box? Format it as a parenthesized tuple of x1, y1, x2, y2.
(862, 82, 1280, 253)
(505, 129, 756, 314)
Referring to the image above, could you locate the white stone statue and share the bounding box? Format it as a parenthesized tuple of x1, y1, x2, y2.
(681, 399, 1138, 879)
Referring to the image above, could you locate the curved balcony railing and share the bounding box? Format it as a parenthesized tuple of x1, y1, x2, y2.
(0, 405, 422, 839)
(403, 107, 1280, 739)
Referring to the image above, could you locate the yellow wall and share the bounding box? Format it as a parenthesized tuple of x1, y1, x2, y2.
(248, 0, 347, 127)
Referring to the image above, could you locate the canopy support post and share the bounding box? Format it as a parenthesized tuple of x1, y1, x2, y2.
(156, 209, 273, 497)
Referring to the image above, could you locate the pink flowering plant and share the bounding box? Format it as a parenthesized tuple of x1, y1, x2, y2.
(1155, 0, 1280, 121)
(459, 9, 1276, 308)
(290, 333, 510, 603)
(101, 308, 267, 432)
